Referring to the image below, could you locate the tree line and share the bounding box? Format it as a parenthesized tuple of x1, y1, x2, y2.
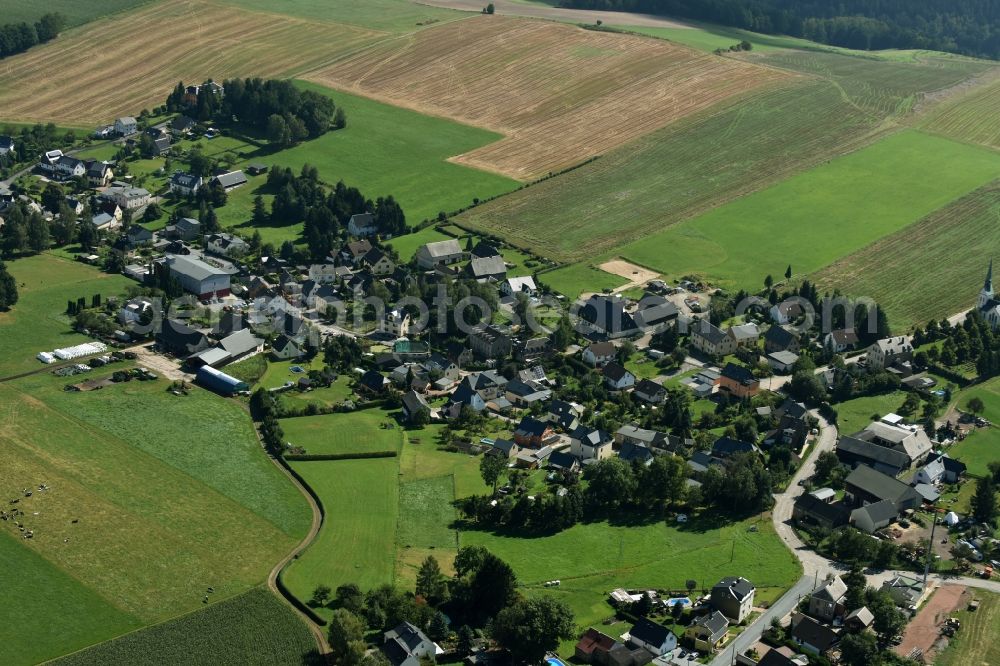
(0, 13, 63, 59)
(563, 0, 1000, 59)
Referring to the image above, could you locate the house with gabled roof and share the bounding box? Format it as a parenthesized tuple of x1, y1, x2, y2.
(844, 464, 922, 511)
(583, 341, 616, 367)
(571, 426, 613, 460)
(850, 498, 899, 533)
(359, 369, 390, 394)
(836, 435, 909, 478)
(824, 328, 859, 353)
(271, 334, 303, 360)
(466, 254, 507, 282)
(711, 576, 755, 622)
(602, 361, 635, 391)
(401, 390, 430, 423)
(170, 171, 202, 196)
(866, 336, 912, 370)
(157, 319, 210, 357)
(580, 295, 639, 339)
(790, 613, 838, 655)
(624, 618, 677, 656)
(348, 212, 377, 237)
(211, 170, 247, 191)
(764, 325, 800, 354)
(808, 576, 846, 622)
(548, 399, 582, 431)
(924, 452, 966, 483)
(719, 362, 759, 399)
(363, 247, 395, 275)
(416, 238, 464, 269)
(513, 416, 554, 448)
(792, 493, 850, 529)
(382, 621, 439, 666)
(634, 378, 666, 404)
(684, 611, 729, 653)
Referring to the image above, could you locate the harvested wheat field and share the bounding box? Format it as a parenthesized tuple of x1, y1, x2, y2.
(304, 15, 791, 179)
(0, 0, 382, 126)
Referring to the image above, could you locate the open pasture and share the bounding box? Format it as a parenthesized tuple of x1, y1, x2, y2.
(0, 0, 381, 126)
(280, 409, 403, 456)
(616, 131, 1000, 290)
(0, 373, 307, 659)
(51, 587, 317, 666)
(303, 15, 789, 180)
(283, 458, 400, 617)
(813, 181, 1000, 332)
(920, 74, 1000, 150)
(457, 78, 886, 263)
(0, 532, 140, 666)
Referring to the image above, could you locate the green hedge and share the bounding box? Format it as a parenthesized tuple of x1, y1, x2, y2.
(285, 451, 397, 461)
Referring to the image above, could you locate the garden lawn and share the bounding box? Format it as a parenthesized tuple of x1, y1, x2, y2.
(283, 458, 400, 618)
(278, 376, 355, 411)
(387, 226, 456, 262)
(0, 532, 141, 666)
(539, 264, 628, 299)
(213, 82, 517, 244)
(259, 357, 327, 389)
(280, 409, 403, 456)
(618, 131, 1000, 290)
(833, 391, 910, 434)
(51, 587, 317, 666)
(0, 253, 133, 378)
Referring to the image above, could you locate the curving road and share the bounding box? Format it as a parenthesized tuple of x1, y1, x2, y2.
(711, 410, 1000, 665)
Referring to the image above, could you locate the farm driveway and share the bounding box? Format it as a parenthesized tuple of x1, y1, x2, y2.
(414, 0, 695, 28)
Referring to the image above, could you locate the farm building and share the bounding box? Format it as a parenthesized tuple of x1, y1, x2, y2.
(164, 254, 231, 300)
(196, 365, 248, 396)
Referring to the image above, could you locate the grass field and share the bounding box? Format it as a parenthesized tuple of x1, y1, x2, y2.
(216, 0, 463, 31)
(303, 14, 788, 180)
(833, 391, 910, 434)
(51, 588, 317, 666)
(387, 226, 457, 262)
(921, 74, 1000, 150)
(280, 409, 403, 456)
(455, 47, 994, 265)
(947, 377, 1000, 478)
(29, 373, 310, 537)
(213, 82, 517, 243)
(755, 50, 995, 116)
(813, 181, 1000, 332)
(615, 131, 1000, 289)
(0, 0, 382, 126)
(0, 254, 133, 378)
(0, 370, 309, 661)
(538, 264, 629, 299)
(0, 532, 141, 666)
(283, 458, 400, 616)
(0, 0, 152, 26)
(936, 590, 1000, 666)
(396, 476, 459, 582)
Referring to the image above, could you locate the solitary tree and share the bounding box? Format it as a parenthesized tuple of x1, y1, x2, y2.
(971, 476, 998, 525)
(968, 396, 986, 415)
(484, 3, 495, 14)
(764, 274, 773, 290)
(0, 261, 18, 310)
(328, 609, 367, 666)
(310, 584, 332, 607)
(415, 555, 449, 605)
(480, 452, 507, 496)
(785, 265, 793, 280)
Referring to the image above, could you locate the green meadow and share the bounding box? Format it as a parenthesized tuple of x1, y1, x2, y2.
(283, 458, 401, 616)
(280, 409, 403, 456)
(214, 82, 518, 244)
(0, 254, 133, 378)
(618, 131, 1000, 290)
(948, 377, 1000, 478)
(0, 370, 309, 661)
(0, 532, 141, 666)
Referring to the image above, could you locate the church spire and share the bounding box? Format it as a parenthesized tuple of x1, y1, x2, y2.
(987, 259, 994, 294)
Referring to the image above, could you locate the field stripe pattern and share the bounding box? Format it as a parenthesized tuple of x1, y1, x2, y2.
(304, 15, 790, 180)
(0, 0, 383, 126)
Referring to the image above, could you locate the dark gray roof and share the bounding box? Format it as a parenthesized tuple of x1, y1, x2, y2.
(619, 442, 653, 464)
(515, 416, 550, 438)
(793, 493, 850, 525)
(692, 320, 727, 345)
(791, 614, 838, 651)
(571, 425, 610, 447)
(402, 390, 429, 415)
(690, 611, 728, 642)
(845, 464, 922, 506)
(467, 255, 507, 279)
(629, 618, 673, 647)
(712, 436, 756, 457)
(714, 576, 754, 601)
(603, 361, 632, 382)
(853, 498, 899, 526)
(581, 295, 638, 335)
(721, 362, 756, 385)
(212, 170, 247, 188)
(836, 435, 909, 471)
(548, 451, 578, 470)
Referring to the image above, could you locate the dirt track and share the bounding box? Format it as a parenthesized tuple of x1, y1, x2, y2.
(895, 584, 967, 660)
(415, 0, 694, 28)
(598, 259, 660, 289)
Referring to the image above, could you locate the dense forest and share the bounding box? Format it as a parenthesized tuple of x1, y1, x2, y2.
(0, 13, 63, 59)
(563, 0, 1000, 58)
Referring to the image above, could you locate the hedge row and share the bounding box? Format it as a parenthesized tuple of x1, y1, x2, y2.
(285, 451, 397, 462)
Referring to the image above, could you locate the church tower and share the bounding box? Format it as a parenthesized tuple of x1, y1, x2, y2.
(979, 259, 994, 310)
